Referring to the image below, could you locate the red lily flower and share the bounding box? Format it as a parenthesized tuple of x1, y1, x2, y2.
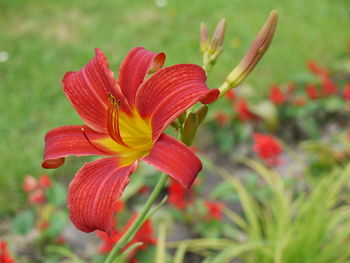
(269, 85, 285, 105)
(0, 241, 15, 263)
(42, 47, 219, 233)
(252, 133, 282, 166)
(305, 84, 319, 100)
(343, 83, 350, 101)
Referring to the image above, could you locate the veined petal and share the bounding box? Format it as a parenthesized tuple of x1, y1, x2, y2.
(135, 64, 219, 140)
(68, 158, 137, 233)
(42, 125, 114, 169)
(142, 133, 202, 187)
(118, 47, 165, 106)
(63, 48, 130, 133)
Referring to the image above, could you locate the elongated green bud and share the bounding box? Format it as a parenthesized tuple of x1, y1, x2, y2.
(212, 18, 227, 49)
(201, 18, 227, 73)
(200, 22, 209, 53)
(195, 105, 208, 126)
(180, 112, 198, 146)
(220, 11, 278, 97)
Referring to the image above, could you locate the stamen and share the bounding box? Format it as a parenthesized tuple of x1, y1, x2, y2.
(107, 93, 129, 148)
(81, 128, 110, 154)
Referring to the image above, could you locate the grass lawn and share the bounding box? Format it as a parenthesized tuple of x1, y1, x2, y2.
(0, 0, 349, 215)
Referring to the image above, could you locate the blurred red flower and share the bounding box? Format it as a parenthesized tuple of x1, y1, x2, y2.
(305, 84, 319, 100)
(343, 83, 350, 101)
(96, 228, 120, 254)
(55, 236, 66, 245)
(0, 241, 15, 263)
(168, 179, 193, 209)
(253, 133, 282, 166)
(307, 60, 328, 77)
(37, 220, 50, 231)
(225, 89, 236, 101)
(96, 215, 156, 262)
(292, 96, 306, 107)
(321, 75, 338, 96)
(214, 112, 231, 127)
(204, 201, 224, 220)
(286, 81, 296, 96)
(23, 175, 38, 192)
(269, 85, 285, 105)
(235, 99, 260, 122)
(23, 174, 52, 205)
(29, 189, 46, 204)
(38, 174, 52, 188)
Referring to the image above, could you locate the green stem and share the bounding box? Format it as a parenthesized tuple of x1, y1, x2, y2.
(104, 173, 168, 263)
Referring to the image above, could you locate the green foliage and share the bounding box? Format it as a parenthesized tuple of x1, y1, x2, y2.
(11, 209, 35, 235)
(44, 210, 68, 238)
(173, 160, 350, 263)
(214, 161, 350, 263)
(46, 183, 67, 207)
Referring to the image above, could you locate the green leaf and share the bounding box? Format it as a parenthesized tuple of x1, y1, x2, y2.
(211, 181, 239, 202)
(135, 245, 156, 263)
(216, 128, 236, 153)
(46, 183, 67, 206)
(11, 209, 35, 235)
(195, 221, 223, 238)
(45, 211, 68, 238)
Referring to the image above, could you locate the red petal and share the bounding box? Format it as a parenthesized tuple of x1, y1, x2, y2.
(142, 133, 202, 187)
(68, 158, 137, 233)
(63, 48, 129, 133)
(136, 64, 219, 140)
(42, 125, 113, 169)
(118, 47, 165, 106)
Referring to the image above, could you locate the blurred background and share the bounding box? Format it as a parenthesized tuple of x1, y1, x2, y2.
(1, 0, 350, 262)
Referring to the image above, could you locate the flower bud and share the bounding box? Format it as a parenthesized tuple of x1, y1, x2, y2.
(221, 11, 278, 95)
(200, 22, 209, 53)
(195, 105, 208, 125)
(181, 112, 198, 146)
(212, 18, 227, 49)
(178, 112, 187, 125)
(201, 18, 227, 72)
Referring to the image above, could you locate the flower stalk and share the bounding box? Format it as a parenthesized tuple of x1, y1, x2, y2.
(104, 173, 168, 263)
